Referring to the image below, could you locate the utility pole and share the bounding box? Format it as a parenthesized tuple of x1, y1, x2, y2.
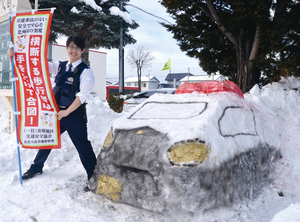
(119, 0, 124, 93)
(117, 3, 172, 93)
(148, 70, 151, 90)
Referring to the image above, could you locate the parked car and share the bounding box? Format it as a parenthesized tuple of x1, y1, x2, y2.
(123, 88, 176, 112)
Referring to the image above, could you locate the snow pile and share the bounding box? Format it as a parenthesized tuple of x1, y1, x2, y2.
(271, 203, 300, 222)
(0, 76, 300, 221)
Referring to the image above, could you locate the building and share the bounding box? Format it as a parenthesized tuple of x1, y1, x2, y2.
(179, 74, 226, 85)
(165, 73, 194, 88)
(0, 0, 32, 134)
(125, 76, 160, 92)
(157, 83, 172, 88)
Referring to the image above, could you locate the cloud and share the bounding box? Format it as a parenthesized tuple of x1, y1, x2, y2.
(102, 0, 205, 83)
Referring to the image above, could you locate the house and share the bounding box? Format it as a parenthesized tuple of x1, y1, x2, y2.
(179, 74, 227, 85)
(106, 80, 119, 86)
(165, 73, 194, 88)
(157, 83, 172, 88)
(125, 76, 160, 91)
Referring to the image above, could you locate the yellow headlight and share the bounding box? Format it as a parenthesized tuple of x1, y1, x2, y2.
(103, 129, 114, 147)
(96, 175, 122, 202)
(169, 141, 210, 165)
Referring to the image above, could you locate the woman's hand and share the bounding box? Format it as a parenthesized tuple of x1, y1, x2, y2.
(7, 48, 14, 57)
(56, 97, 82, 120)
(56, 110, 71, 120)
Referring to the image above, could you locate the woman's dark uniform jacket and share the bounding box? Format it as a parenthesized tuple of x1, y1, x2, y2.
(29, 61, 97, 180)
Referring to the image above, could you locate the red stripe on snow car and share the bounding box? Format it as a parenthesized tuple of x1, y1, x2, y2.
(175, 81, 244, 98)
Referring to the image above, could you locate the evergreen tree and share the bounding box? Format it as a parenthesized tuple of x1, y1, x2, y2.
(257, 0, 300, 83)
(160, 0, 299, 92)
(29, 0, 138, 64)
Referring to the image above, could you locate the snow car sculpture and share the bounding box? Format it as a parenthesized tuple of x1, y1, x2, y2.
(89, 81, 281, 214)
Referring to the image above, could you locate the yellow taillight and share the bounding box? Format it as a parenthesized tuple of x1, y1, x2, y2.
(169, 142, 210, 165)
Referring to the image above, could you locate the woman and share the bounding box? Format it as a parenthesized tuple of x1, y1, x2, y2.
(8, 35, 97, 190)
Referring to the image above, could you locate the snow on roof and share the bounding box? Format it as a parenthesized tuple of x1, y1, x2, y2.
(125, 76, 160, 83)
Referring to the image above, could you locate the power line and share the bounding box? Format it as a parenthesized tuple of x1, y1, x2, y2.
(127, 4, 172, 25)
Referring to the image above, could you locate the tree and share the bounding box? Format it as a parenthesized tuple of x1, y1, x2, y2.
(160, 0, 299, 92)
(126, 46, 155, 92)
(29, 0, 139, 64)
(257, 1, 300, 83)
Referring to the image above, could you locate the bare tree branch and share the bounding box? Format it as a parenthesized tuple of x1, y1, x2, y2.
(126, 46, 155, 91)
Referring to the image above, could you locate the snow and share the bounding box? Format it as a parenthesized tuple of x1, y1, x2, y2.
(79, 0, 103, 12)
(71, 1, 133, 25)
(271, 203, 300, 222)
(70, 7, 80, 14)
(71, 1, 103, 14)
(1, 76, 300, 221)
(110, 6, 133, 25)
(115, 91, 281, 170)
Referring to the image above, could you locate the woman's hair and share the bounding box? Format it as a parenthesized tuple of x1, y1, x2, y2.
(66, 35, 85, 50)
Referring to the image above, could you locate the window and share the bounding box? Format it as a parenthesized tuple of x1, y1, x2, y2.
(0, 20, 12, 89)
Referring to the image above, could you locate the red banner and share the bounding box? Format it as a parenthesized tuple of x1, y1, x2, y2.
(10, 10, 61, 149)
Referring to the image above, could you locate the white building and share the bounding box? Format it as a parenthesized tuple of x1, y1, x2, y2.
(125, 76, 160, 91)
(179, 74, 226, 85)
(0, 0, 33, 134)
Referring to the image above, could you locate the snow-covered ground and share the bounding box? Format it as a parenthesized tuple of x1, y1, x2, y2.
(1, 76, 300, 221)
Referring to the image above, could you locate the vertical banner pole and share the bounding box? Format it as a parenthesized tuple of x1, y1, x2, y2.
(169, 58, 171, 87)
(9, 8, 23, 185)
